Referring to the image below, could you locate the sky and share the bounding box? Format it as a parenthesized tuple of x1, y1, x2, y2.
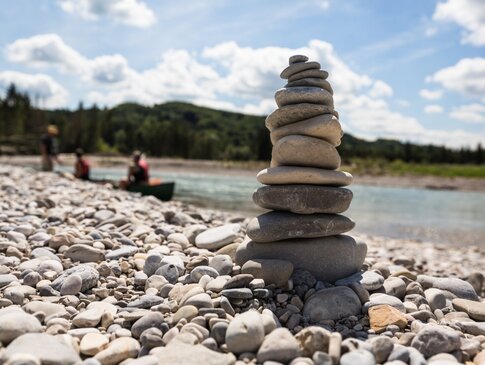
(0, 0, 484, 148)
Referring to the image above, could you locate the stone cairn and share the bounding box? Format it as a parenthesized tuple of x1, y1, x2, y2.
(236, 54, 367, 283)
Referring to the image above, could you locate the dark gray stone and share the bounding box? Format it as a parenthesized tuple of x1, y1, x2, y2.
(51, 264, 99, 292)
(265, 103, 338, 130)
(303, 286, 362, 321)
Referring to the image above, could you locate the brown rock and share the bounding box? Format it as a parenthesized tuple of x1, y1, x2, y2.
(368, 304, 408, 334)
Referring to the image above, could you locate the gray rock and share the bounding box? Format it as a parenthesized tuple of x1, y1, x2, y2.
(417, 275, 479, 300)
(383, 277, 407, 299)
(3, 333, 81, 365)
(253, 185, 352, 214)
(275, 87, 333, 108)
(272, 135, 340, 170)
(31, 247, 60, 262)
(424, 288, 447, 311)
(94, 337, 140, 364)
(452, 298, 485, 321)
(153, 342, 236, 365)
(247, 211, 354, 242)
(221, 288, 253, 299)
(280, 61, 321, 79)
(370, 336, 394, 363)
(0, 309, 42, 345)
(223, 274, 254, 289)
(303, 286, 362, 321)
(105, 246, 138, 260)
(209, 255, 233, 275)
(65, 244, 105, 263)
(289, 55, 309, 64)
(127, 295, 164, 309)
(60, 274, 83, 295)
(52, 264, 99, 292)
(288, 68, 329, 82)
(195, 224, 240, 250)
(236, 236, 367, 283)
(143, 253, 163, 277)
(257, 328, 300, 363)
(23, 301, 67, 318)
(340, 349, 376, 365)
(257, 166, 352, 186)
(190, 266, 219, 282)
(0, 274, 18, 288)
(313, 351, 333, 365)
(131, 312, 166, 338)
(456, 320, 485, 336)
(335, 271, 384, 291)
(286, 78, 333, 93)
(265, 103, 338, 130)
(225, 310, 265, 353)
(364, 293, 406, 313)
(411, 325, 461, 358)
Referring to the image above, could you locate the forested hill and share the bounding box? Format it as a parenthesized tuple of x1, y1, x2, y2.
(0, 84, 483, 164)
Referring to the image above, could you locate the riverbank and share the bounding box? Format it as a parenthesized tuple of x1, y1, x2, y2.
(2, 154, 485, 192)
(0, 165, 484, 364)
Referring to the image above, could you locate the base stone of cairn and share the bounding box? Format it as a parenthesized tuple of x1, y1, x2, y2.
(236, 54, 367, 284)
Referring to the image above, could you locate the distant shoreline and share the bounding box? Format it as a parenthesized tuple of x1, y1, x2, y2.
(2, 154, 484, 193)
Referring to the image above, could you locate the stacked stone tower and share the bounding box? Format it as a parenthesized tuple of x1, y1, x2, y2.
(236, 55, 367, 283)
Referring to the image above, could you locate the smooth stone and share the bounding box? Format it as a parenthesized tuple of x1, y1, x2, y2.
(294, 326, 331, 357)
(303, 286, 361, 321)
(221, 288, 253, 299)
(105, 246, 138, 260)
(190, 266, 219, 281)
(23, 301, 67, 318)
(275, 86, 333, 108)
(257, 166, 352, 186)
(456, 321, 485, 336)
(241, 259, 293, 287)
(131, 312, 166, 338)
(65, 244, 105, 263)
(340, 349, 375, 365)
(173, 305, 198, 323)
(223, 274, 254, 289)
(184, 293, 213, 309)
(51, 264, 99, 292)
(271, 135, 340, 170)
(80, 333, 109, 356)
(225, 310, 265, 353)
(270, 114, 341, 146)
(368, 305, 408, 334)
(424, 288, 447, 311)
(0, 310, 42, 345)
(94, 337, 140, 364)
(253, 185, 352, 214)
(195, 224, 240, 250)
(417, 275, 479, 300)
(3, 333, 81, 365)
(335, 271, 384, 291)
(60, 274, 83, 296)
(247, 211, 355, 242)
(313, 351, 333, 365)
(280, 61, 321, 79)
(383, 277, 407, 299)
(31, 247, 60, 262)
(209, 255, 233, 275)
(288, 68, 329, 82)
(452, 298, 485, 321)
(0, 274, 18, 288)
(257, 328, 300, 363)
(265, 103, 338, 130)
(236, 236, 367, 283)
(364, 293, 406, 313)
(289, 55, 309, 64)
(411, 325, 461, 358)
(154, 342, 236, 365)
(370, 336, 394, 363)
(285, 78, 333, 93)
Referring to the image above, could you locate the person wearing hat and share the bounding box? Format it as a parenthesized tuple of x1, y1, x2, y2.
(74, 148, 90, 180)
(40, 125, 60, 171)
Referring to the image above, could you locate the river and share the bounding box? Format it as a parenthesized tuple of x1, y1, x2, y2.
(67, 166, 485, 246)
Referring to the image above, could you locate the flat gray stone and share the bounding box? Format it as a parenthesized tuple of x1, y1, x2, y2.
(65, 244, 105, 263)
(271, 135, 341, 170)
(236, 235, 367, 283)
(270, 114, 342, 146)
(60, 274, 83, 295)
(105, 246, 139, 260)
(452, 298, 485, 321)
(280, 61, 320, 79)
(3, 333, 81, 365)
(286, 77, 333, 93)
(456, 321, 485, 336)
(257, 166, 352, 186)
(253, 185, 352, 214)
(289, 55, 309, 64)
(417, 275, 479, 300)
(247, 211, 355, 242)
(241, 259, 293, 287)
(265, 103, 338, 130)
(51, 264, 99, 292)
(303, 286, 362, 321)
(275, 87, 333, 108)
(195, 224, 240, 250)
(288, 68, 329, 81)
(411, 325, 461, 358)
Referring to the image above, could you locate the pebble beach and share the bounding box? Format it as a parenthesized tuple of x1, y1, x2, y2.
(0, 165, 484, 365)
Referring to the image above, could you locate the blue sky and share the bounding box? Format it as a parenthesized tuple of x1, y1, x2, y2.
(0, 0, 484, 148)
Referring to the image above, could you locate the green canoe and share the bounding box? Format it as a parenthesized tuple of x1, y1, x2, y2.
(126, 181, 175, 201)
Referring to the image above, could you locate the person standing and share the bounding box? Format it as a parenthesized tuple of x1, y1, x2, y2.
(40, 125, 60, 171)
(74, 148, 90, 180)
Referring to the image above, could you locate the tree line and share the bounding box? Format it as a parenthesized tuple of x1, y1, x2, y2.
(0, 83, 483, 164)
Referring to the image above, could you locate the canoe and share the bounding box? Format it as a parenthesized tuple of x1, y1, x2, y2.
(126, 181, 175, 201)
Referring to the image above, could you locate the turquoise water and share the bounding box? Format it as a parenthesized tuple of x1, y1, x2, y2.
(65, 166, 485, 246)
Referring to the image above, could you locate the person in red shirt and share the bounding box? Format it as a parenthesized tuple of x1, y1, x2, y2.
(74, 148, 90, 180)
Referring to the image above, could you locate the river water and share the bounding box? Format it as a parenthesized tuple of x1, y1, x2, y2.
(77, 167, 485, 246)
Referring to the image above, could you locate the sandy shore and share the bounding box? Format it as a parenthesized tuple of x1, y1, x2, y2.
(2, 154, 485, 192)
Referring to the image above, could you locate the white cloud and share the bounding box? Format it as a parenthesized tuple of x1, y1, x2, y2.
(433, 0, 485, 46)
(59, 0, 156, 28)
(90, 54, 132, 83)
(419, 88, 443, 100)
(450, 103, 485, 123)
(424, 105, 444, 114)
(317, 0, 330, 10)
(427, 57, 485, 101)
(369, 80, 393, 98)
(0, 71, 68, 108)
